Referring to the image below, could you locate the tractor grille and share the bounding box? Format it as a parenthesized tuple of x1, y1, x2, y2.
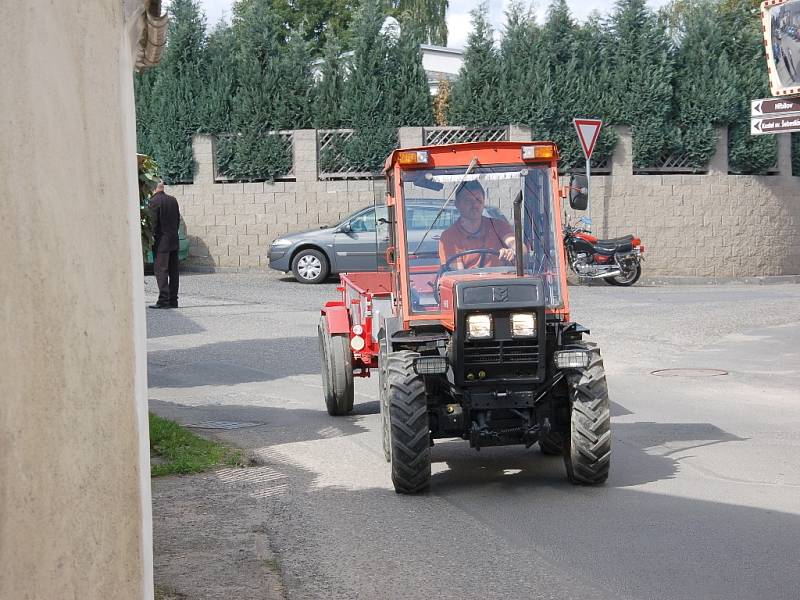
(463, 339, 540, 366)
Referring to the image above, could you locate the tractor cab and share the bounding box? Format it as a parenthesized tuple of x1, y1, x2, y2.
(383, 142, 570, 328)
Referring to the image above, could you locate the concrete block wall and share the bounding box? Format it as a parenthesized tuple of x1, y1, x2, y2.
(579, 127, 800, 278)
(168, 127, 800, 277)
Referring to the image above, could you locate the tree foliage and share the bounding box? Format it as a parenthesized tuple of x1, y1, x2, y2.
(140, 0, 206, 183)
(388, 0, 449, 46)
(132, 0, 798, 180)
(448, 3, 502, 126)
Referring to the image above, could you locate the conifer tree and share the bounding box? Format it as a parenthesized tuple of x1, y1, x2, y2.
(390, 0, 449, 46)
(392, 19, 434, 126)
(672, 2, 739, 169)
(340, 0, 397, 171)
(199, 21, 237, 174)
(313, 36, 347, 128)
(134, 68, 157, 156)
(227, 0, 314, 180)
(717, 0, 777, 174)
(447, 3, 502, 126)
(570, 12, 617, 168)
(608, 0, 678, 168)
(148, 0, 206, 183)
(499, 1, 537, 126)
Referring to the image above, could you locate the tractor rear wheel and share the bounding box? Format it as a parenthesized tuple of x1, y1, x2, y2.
(318, 317, 354, 416)
(386, 350, 430, 494)
(564, 342, 611, 485)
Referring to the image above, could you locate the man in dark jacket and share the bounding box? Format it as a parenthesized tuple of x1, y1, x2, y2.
(148, 181, 181, 309)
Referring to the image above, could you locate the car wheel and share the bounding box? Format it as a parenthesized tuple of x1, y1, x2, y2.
(291, 248, 330, 284)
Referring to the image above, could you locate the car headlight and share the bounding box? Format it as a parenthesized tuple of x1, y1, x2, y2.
(271, 238, 292, 247)
(510, 313, 536, 337)
(466, 314, 492, 339)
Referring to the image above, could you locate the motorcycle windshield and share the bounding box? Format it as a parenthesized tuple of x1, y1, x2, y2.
(400, 164, 563, 313)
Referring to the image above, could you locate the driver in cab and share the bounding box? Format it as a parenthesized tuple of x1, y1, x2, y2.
(438, 180, 516, 270)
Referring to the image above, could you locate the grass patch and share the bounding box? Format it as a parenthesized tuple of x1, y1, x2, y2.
(149, 413, 243, 477)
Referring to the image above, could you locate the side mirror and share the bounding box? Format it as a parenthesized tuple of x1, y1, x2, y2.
(337, 222, 352, 234)
(568, 174, 588, 211)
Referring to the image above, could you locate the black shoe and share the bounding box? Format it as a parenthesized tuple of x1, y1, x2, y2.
(149, 303, 169, 309)
(169, 302, 178, 308)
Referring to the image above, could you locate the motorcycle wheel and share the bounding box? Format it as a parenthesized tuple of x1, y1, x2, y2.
(606, 262, 641, 286)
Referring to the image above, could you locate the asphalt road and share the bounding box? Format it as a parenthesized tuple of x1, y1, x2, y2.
(147, 272, 800, 600)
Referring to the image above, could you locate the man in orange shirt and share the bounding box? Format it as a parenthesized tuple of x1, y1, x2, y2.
(438, 180, 516, 270)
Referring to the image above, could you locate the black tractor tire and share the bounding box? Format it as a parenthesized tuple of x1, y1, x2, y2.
(378, 334, 391, 463)
(605, 262, 641, 286)
(318, 317, 354, 416)
(539, 433, 564, 456)
(386, 350, 431, 494)
(564, 342, 611, 485)
(292, 248, 330, 284)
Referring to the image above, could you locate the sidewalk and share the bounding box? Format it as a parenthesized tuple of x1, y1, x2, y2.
(152, 463, 285, 600)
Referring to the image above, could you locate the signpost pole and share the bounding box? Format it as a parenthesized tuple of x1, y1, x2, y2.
(585, 157, 591, 226)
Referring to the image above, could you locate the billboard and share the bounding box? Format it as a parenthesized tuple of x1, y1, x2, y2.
(763, 0, 800, 96)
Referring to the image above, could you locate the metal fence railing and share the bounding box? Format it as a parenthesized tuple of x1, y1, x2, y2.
(317, 129, 376, 180)
(423, 126, 508, 146)
(634, 149, 707, 175)
(214, 131, 294, 182)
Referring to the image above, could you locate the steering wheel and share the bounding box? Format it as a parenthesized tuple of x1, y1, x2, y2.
(432, 249, 501, 304)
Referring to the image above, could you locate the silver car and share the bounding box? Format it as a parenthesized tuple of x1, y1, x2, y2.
(268, 202, 506, 283)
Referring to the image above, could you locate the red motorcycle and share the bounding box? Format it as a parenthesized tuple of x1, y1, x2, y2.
(563, 217, 644, 286)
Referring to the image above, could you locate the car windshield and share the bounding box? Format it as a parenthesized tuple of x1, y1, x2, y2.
(400, 164, 563, 313)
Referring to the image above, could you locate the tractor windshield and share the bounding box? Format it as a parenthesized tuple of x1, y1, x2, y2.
(400, 164, 563, 313)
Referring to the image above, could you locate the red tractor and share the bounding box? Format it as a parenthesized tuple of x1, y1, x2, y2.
(318, 141, 611, 494)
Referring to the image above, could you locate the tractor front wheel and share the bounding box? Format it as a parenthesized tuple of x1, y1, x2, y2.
(378, 334, 391, 462)
(318, 317, 354, 416)
(386, 350, 430, 494)
(539, 433, 564, 456)
(564, 342, 611, 485)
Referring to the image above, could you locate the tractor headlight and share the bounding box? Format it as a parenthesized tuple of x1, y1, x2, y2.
(554, 350, 590, 369)
(413, 356, 448, 375)
(510, 313, 537, 337)
(466, 314, 492, 339)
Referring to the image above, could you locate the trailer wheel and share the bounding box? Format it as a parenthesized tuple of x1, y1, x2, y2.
(564, 342, 611, 485)
(539, 433, 564, 456)
(378, 334, 391, 462)
(386, 351, 430, 494)
(318, 317, 353, 416)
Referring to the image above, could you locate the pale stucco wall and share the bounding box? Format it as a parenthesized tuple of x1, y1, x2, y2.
(0, 3, 152, 599)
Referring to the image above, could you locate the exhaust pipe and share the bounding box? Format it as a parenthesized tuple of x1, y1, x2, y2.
(582, 269, 621, 279)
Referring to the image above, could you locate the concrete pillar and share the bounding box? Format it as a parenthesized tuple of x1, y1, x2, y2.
(611, 125, 633, 175)
(193, 134, 215, 184)
(508, 124, 532, 141)
(2, 2, 153, 599)
(777, 133, 792, 178)
(293, 129, 318, 183)
(708, 126, 729, 175)
(398, 126, 424, 148)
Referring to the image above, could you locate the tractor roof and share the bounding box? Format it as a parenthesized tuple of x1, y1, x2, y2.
(383, 140, 559, 174)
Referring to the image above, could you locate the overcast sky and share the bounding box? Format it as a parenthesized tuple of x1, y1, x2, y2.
(192, 0, 672, 48)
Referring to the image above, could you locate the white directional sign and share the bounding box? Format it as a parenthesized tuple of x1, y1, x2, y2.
(573, 119, 603, 159)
